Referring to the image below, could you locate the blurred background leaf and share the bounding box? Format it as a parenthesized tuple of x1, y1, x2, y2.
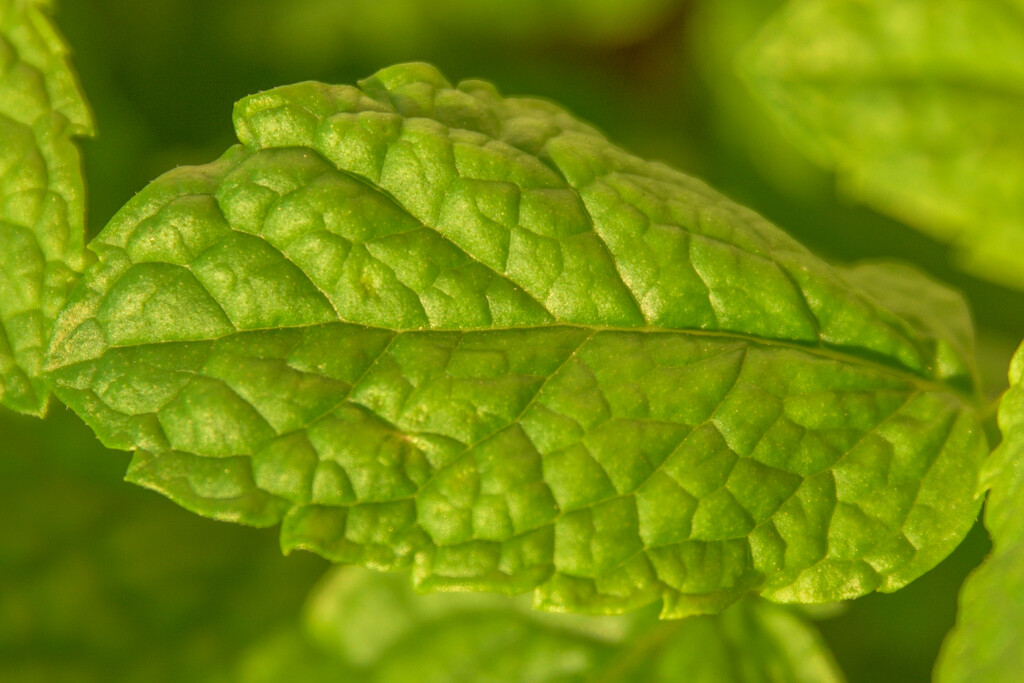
(230, 566, 845, 683)
(741, 0, 1024, 291)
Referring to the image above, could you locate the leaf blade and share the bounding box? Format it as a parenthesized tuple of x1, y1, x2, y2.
(936, 344, 1024, 682)
(0, 0, 92, 415)
(48, 63, 986, 616)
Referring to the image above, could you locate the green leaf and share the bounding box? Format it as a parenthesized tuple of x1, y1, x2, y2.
(233, 565, 845, 683)
(740, 0, 1024, 290)
(47, 63, 987, 617)
(0, 0, 93, 415)
(936, 344, 1024, 682)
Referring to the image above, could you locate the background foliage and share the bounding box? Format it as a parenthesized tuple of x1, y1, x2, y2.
(3, 0, 1020, 680)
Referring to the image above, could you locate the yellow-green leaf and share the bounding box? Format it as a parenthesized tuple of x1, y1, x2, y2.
(937, 345, 1024, 682)
(0, 0, 92, 415)
(47, 63, 986, 617)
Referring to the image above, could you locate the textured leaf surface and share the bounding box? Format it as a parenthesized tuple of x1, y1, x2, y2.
(0, 0, 92, 414)
(740, 0, 1024, 289)
(0, 407, 326, 683)
(234, 565, 844, 683)
(937, 344, 1024, 682)
(48, 63, 986, 616)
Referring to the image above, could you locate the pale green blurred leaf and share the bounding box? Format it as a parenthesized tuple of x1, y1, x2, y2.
(741, 0, 1024, 289)
(234, 566, 844, 683)
(687, 0, 825, 199)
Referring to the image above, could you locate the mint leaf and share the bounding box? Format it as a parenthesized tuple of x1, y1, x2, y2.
(0, 0, 92, 415)
(936, 344, 1024, 682)
(234, 566, 844, 683)
(47, 63, 987, 617)
(740, 0, 1024, 289)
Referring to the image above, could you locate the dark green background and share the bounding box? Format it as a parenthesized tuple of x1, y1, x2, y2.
(3, 1, 1015, 680)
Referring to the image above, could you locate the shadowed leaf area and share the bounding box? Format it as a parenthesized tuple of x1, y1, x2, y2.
(0, 407, 326, 682)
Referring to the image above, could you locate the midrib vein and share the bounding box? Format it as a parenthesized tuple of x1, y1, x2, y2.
(59, 320, 980, 408)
